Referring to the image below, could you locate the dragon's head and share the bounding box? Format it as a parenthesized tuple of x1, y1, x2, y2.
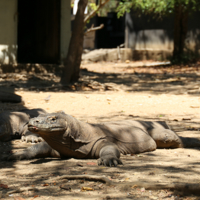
(28, 112, 67, 135)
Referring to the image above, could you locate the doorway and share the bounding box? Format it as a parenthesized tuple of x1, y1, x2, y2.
(17, 0, 60, 64)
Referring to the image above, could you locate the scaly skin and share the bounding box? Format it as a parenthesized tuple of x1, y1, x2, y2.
(0, 108, 46, 142)
(5, 112, 200, 167)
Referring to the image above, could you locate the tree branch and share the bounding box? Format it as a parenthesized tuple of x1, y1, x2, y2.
(84, 0, 110, 24)
(85, 24, 104, 35)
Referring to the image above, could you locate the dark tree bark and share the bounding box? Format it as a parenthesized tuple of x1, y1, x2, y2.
(173, 4, 189, 60)
(60, 0, 88, 84)
(60, 0, 110, 84)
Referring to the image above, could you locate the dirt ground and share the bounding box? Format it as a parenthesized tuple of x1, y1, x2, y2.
(1, 61, 200, 200)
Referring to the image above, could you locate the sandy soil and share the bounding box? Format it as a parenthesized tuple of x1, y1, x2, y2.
(1, 61, 200, 200)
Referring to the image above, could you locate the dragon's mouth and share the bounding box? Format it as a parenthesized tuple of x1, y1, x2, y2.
(28, 125, 39, 132)
(28, 125, 65, 132)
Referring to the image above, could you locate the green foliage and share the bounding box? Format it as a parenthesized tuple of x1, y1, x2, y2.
(116, 0, 200, 18)
(88, 2, 98, 14)
(89, 2, 98, 11)
(87, 0, 119, 17)
(117, 1, 132, 18)
(97, 0, 119, 16)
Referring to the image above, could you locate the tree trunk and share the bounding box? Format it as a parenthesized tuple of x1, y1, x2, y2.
(60, 0, 88, 84)
(173, 4, 188, 60)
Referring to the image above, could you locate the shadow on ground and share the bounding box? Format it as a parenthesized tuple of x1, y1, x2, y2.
(1, 63, 200, 96)
(1, 113, 200, 199)
(1, 63, 200, 199)
(80, 64, 200, 95)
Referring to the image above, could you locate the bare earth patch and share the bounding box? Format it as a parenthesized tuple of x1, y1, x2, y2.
(1, 61, 200, 200)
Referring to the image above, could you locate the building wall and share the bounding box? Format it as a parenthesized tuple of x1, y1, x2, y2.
(0, 0, 17, 64)
(126, 11, 200, 55)
(0, 0, 71, 65)
(186, 11, 200, 55)
(125, 11, 174, 51)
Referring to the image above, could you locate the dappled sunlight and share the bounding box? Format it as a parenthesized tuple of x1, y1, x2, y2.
(1, 146, 200, 198)
(1, 62, 200, 199)
(80, 62, 200, 95)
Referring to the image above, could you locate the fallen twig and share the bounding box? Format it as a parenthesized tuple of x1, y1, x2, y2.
(53, 174, 200, 194)
(7, 187, 38, 195)
(6, 176, 200, 195)
(53, 174, 113, 185)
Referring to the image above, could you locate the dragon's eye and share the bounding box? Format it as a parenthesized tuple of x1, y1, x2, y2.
(49, 116, 57, 123)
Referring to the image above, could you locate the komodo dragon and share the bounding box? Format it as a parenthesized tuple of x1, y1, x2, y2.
(0, 108, 46, 142)
(5, 112, 200, 167)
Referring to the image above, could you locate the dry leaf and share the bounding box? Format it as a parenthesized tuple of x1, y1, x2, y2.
(131, 185, 137, 188)
(29, 195, 39, 200)
(81, 187, 94, 191)
(60, 185, 71, 191)
(190, 105, 199, 108)
(151, 196, 158, 199)
(86, 162, 97, 166)
(77, 163, 83, 167)
(14, 197, 26, 200)
(0, 184, 8, 189)
(182, 118, 191, 120)
(149, 172, 155, 175)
